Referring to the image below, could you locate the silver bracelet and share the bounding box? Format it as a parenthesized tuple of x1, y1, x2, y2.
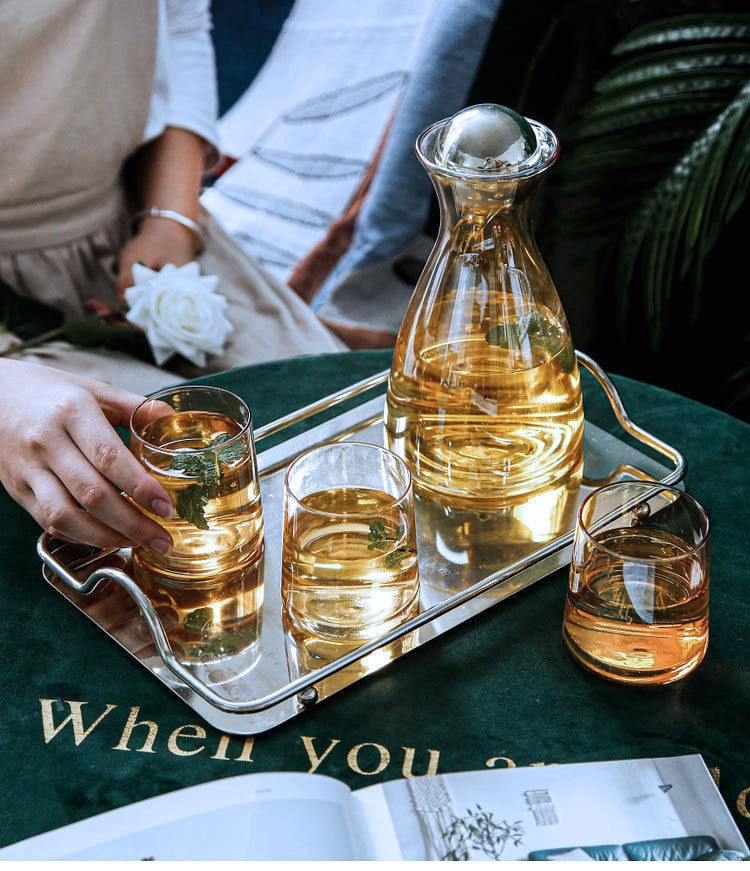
(132, 207, 205, 255)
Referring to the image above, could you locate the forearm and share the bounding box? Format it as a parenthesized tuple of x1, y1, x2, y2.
(117, 127, 207, 295)
(131, 125, 206, 223)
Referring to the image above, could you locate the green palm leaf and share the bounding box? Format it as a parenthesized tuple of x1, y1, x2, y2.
(613, 14, 750, 54)
(595, 43, 750, 92)
(555, 12, 750, 352)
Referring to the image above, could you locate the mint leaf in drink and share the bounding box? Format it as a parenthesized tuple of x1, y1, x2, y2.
(485, 324, 510, 347)
(486, 312, 548, 348)
(367, 520, 387, 548)
(557, 336, 576, 374)
(368, 520, 402, 550)
(213, 432, 247, 466)
(168, 432, 247, 528)
(183, 606, 214, 636)
(170, 449, 221, 486)
(383, 545, 411, 569)
(176, 483, 210, 530)
(368, 520, 412, 567)
(522, 311, 549, 339)
(170, 433, 246, 488)
(170, 453, 210, 479)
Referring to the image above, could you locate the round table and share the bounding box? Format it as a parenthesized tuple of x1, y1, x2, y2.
(1, 349, 748, 848)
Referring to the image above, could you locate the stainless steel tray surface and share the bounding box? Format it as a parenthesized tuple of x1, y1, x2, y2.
(39, 353, 685, 735)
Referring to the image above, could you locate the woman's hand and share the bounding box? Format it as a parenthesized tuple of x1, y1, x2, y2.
(117, 218, 197, 303)
(0, 360, 174, 553)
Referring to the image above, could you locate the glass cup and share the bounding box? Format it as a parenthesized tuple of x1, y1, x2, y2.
(281, 441, 420, 658)
(562, 480, 710, 685)
(129, 386, 264, 662)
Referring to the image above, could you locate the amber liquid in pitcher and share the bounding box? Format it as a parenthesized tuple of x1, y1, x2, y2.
(386, 294, 584, 511)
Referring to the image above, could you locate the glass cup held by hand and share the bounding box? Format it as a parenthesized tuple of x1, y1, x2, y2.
(281, 442, 420, 647)
(129, 386, 264, 661)
(562, 480, 709, 685)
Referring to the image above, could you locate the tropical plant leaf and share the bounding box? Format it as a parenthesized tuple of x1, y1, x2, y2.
(703, 107, 750, 243)
(595, 43, 750, 92)
(555, 13, 750, 356)
(585, 70, 746, 116)
(572, 96, 726, 138)
(617, 81, 750, 343)
(613, 14, 750, 54)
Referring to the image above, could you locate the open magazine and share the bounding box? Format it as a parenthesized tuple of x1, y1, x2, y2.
(2, 755, 747, 861)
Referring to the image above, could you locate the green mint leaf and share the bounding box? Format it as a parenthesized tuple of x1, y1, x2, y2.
(367, 520, 388, 549)
(170, 453, 209, 479)
(368, 521, 414, 568)
(170, 450, 220, 485)
(213, 433, 247, 465)
(383, 547, 409, 569)
(485, 324, 510, 347)
(183, 606, 214, 636)
(558, 337, 576, 374)
(523, 311, 549, 338)
(176, 483, 210, 529)
(169, 433, 246, 488)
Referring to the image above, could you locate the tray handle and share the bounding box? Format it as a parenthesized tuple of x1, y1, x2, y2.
(576, 351, 686, 485)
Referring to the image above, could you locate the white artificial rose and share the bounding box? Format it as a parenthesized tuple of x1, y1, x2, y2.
(124, 262, 233, 368)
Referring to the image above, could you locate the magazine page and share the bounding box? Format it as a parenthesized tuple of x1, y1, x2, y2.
(355, 754, 749, 861)
(0, 772, 368, 861)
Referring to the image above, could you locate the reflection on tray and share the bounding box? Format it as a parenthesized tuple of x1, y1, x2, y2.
(285, 620, 419, 704)
(416, 481, 581, 598)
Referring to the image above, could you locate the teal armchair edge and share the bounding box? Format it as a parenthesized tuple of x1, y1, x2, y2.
(527, 835, 746, 861)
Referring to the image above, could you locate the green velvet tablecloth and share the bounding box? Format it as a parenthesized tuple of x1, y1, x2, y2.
(1, 349, 748, 849)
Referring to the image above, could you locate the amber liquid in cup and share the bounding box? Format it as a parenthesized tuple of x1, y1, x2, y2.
(281, 443, 420, 653)
(131, 388, 264, 662)
(282, 486, 418, 641)
(563, 482, 709, 685)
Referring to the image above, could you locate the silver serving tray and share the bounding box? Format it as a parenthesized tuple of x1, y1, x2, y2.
(38, 353, 684, 734)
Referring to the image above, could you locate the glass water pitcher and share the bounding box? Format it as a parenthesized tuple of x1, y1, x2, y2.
(385, 104, 584, 519)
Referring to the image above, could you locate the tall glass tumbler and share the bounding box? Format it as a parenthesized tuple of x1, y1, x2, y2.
(281, 442, 420, 652)
(130, 386, 264, 661)
(563, 480, 710, 685)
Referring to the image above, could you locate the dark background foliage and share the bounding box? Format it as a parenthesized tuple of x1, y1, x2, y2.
(461, 0, 750, 422)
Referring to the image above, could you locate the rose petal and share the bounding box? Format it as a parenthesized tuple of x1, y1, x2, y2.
(122, 265, 232, 368)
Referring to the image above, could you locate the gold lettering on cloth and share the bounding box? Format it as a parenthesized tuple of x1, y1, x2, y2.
(168, 724, 206, 757)
(737, 786, 750, 819)
(709, 767, 720, 787)
(112, 706, 158, 753)
(485, 755, 517, 768)
(301, 736, 341, 773)
(401, 746, 440, 778)
(211, 734, 255, 762)
(233, 736, 255, 763)
(40, 699, 117, 745)
(347, 743, 390, 776)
